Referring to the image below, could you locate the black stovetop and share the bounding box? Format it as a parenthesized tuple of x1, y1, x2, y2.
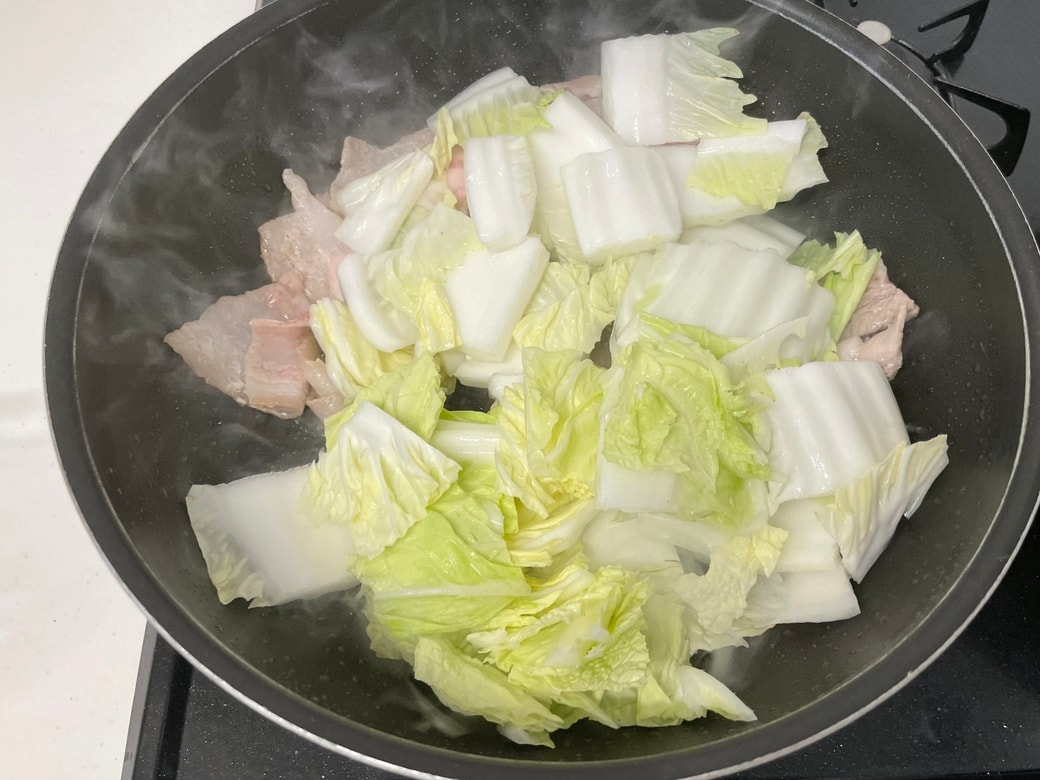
(125, 2, 1040, 778)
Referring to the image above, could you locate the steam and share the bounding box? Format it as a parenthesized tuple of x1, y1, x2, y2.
(702, 631, 776, 693)
(75, 0, 784, 375)
(386, 683, 473, 739)
(63, 0, 902, 743)
(73, 0, 781, 436)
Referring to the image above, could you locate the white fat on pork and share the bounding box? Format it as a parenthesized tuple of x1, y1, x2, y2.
(259, 170, 346, 302)
(837, 261, 920, 379)
(243, 317, 320, 420)
(165, 272, 315, 418)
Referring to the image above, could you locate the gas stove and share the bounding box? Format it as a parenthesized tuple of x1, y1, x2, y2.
(124, 2, 1040, 777)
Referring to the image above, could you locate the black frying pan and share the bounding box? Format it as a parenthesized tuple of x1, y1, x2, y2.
(44, 0, 1040, 777)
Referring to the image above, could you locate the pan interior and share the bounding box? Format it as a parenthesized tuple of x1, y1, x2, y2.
(63, 0, 1028, 768)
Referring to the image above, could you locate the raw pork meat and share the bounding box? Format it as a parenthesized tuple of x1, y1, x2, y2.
(243, 317, 320, 419)
(165, 272, 314, 416)
(837, 262, 920, 379)
(258, 170, 345, 302)
(445, 145, 468, 213)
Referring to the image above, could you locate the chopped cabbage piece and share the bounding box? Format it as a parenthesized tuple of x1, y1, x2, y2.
(466, 559, 652, 698)
(355, 469, 530, 661)
(654, 140, 766, 227)
(337, 252, 418, 352)
(369, 204, 483, 353)
(441, 67, 520, 114)
(187, 466, 357, 608)
(495, 349, 605, 515)
(582, 510, 683, 579)
(334, 150, 435, 255)
(601, 29, 766, 144)
(431, 419, 502, 467)
(300, 401, 460, 559)
(528, 91, 626, 262)
(323, 351, 446, 446)
(308, 298, 414, 400)
(818, 436, 949, 582)
(444, 236, 550, 361)
(451, 342, 523, 389)
(561, 146, 681, 263)
(488, 372, 523, 402)
(765, 360, 910, 503)
(506, 498, 599, 568)
(787, 229, 881, 339)
(613, 240, 835, 362)
(464, 134, 537, 251)
(720, 317, 814, 382)
(771, 566, 861, 624)
(780, 112, 830, 199)
(414, 636, 563, 747)
(602, 320, 771, 528)
(665, 526, 787, 651)
(770, 498, 841, 573)
(687, 117, 829, 210)
(513, 255, 636, 355)
(681, 214, 806, 259)
(440, 71, 552, 141)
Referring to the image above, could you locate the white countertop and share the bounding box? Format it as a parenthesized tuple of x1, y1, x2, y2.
(0, 1, 254, 776)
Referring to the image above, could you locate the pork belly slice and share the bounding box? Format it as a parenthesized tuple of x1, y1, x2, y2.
(327, 126, 435, 210)
(837, 261, 921, 379)
(259, 170, 346, 302)
(243, 317, 320, 420)
(164, 273, 312, 412)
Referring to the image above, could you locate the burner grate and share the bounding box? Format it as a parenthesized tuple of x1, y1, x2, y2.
(917, 0, 989, 68)
(814, 0, 1029, 174)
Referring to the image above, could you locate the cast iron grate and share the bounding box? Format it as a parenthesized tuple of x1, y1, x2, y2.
(814, 0, 1029, 175)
